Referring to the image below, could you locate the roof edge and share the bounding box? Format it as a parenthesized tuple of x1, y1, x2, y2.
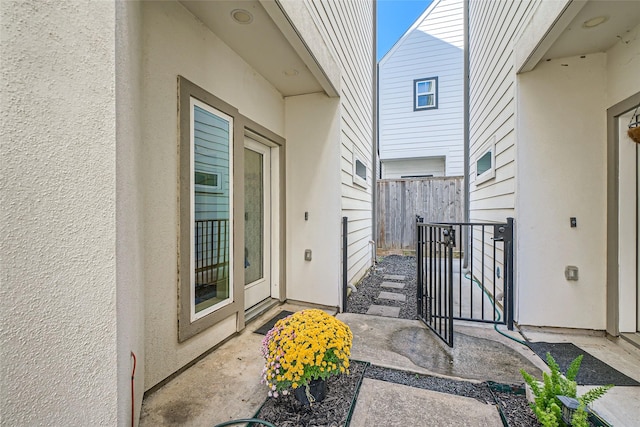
(378, 0, 442, 66)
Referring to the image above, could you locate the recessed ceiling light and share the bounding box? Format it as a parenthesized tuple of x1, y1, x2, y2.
(231, 9, 253, 25)
(283, 69, 299, 77)
(582, 15, 608, 29)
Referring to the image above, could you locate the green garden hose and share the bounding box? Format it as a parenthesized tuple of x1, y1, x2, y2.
(463, 272, 528, 346)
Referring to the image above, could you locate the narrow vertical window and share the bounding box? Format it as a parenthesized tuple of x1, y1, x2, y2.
(414, 77, 438, 110)
(191, 98, 233, 321)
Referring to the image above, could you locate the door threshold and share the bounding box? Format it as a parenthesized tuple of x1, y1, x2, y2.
(245, 298, 280, 324)
(620, 332, 640, 350)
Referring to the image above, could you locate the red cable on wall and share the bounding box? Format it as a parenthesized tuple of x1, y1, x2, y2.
(131, 352, 137, 427)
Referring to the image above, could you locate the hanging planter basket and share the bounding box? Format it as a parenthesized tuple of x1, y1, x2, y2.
(628, 126, 640, 144)
(628, 105, 640, 144)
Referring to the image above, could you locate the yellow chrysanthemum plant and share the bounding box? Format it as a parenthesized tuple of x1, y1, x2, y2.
(260, 309, 353, 399)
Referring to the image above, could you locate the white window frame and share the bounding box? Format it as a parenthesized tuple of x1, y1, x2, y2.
(414, 77, 438, 111)
(190, 97, 234, 322)
(475, 136, 496, 185)
(195, 170, 222, 193)
(352, 151, 367, 188)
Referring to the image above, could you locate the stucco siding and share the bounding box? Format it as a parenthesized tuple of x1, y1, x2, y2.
(285, 93, 342, 306)
(517, 53, 608, 329)
(116, 0, 145, 422)
(304, 0, 375, 286)
(141, 1, 285, 390)
(1, 1, 119, 425)
(379, 0, 464, 177)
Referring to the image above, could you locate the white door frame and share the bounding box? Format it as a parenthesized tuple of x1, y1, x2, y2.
(607, 92, 640, 336)
(244, 135, 281, 309)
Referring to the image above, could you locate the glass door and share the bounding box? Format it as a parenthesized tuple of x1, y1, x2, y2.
(244, 138, 272, 310)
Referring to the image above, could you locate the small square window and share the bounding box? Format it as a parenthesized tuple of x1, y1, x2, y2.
(475, 137, 496, 185)
(476, 152, 492, 176)
(414, 77, 438, 110)
(353, 152, 367, 188)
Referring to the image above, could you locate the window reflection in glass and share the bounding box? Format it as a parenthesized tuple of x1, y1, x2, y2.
(193, 104, 231, 315)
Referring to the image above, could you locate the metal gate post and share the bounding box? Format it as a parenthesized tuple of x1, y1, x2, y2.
(416, 215, 424, 319)
(446, 226, 454, 346)
(504, 217, 514, 330)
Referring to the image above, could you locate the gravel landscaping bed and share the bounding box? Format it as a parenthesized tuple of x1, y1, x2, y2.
(252, 362, 538, 427)
(364, 365, 494, 403)
(251, 361, 367, 427)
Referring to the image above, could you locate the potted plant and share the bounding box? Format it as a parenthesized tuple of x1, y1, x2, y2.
(521, 353, 613, 427)
(628, 107, 640, 144)
(260, 309, 353, 406)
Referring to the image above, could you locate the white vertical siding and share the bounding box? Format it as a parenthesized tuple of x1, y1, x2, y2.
(379, 0, 464, 177)
(305, 0, 375, 284)
(468, 0, 538, 222)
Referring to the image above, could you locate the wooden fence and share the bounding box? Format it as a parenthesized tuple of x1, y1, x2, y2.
(377, 177, 464, 251)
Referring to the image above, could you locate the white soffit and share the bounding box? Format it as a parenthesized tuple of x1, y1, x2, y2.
(543, 0, 640, 61)
(180, 0, 324, 97)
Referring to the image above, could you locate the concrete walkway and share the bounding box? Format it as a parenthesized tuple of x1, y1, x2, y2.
(351, 378, 501, 427)
(140, 302, 640, 426)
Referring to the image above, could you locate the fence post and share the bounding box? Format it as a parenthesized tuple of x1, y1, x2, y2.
(416, 215, 424, 318)
(342, 217, 348, 313)
(505, 217, 514, 330)
(446, 225, 455, 346)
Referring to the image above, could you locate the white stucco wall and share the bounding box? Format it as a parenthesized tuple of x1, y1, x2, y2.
(285, 93, 342, 307)
(606, 22, 640, 108)
(1, 1, 119, 425)
(516, 53, 607, 329)
(141, 1, 286, 390)
(116, 1, 145, 423)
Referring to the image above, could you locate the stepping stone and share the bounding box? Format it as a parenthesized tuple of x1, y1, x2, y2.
(366, 305, 401, 318)
(383, 274, 405, 281)
(377, 291, 406, 302)
(381, 281, 405, 290)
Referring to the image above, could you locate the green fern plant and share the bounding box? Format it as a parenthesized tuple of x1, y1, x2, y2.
(521, 352, 612, 427)
(571, 385, 614, 427)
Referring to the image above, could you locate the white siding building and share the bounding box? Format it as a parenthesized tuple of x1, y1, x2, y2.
(0, 1, 374, 424)
(467, 0, 640, 341)
(378, 0, 464, 178)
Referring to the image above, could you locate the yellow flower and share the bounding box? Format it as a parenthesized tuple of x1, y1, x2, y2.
(260, 309, 352, 394)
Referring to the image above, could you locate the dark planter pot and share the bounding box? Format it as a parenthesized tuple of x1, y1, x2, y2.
(293, 378, 327, 406)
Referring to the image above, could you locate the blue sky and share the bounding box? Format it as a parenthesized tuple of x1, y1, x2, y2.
(377, 0, 433, 61)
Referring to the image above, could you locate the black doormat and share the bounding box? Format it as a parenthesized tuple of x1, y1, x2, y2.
(527, 341, 640, 386)
(254, 310, 294, 335)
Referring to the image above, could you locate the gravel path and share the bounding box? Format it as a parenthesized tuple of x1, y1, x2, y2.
(346, 255, 417, 319)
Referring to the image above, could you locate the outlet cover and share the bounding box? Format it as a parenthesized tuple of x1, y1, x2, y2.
(565, 266, 578, 281)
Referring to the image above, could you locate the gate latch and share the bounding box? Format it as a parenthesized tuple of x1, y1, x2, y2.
(493, 224, 511, 241)
(443, 228, 456, 247)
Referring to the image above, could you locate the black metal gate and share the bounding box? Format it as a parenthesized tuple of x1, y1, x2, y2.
(416, 217, 514, 347)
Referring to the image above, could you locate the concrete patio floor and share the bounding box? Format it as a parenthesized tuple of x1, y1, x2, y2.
(139, 303, 640, 426)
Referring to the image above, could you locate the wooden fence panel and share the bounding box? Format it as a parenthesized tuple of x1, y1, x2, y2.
(377, 177, 464, 250)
